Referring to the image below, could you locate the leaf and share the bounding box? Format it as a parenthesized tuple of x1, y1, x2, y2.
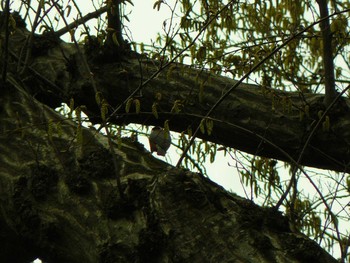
(322, 116, 330, 132)
(164, 120, 170, 138)
(153, 0, 163, 11)
(205, 118, 213, 135)
(167, 64, 177, 80)
(199, 119, 205, 134)
(123, 0, 134, 6)
(106, 27, 115, 32)
(66, 5, 72, 17)
(155, 92, 162, 101)
(210, 150, 215, 163)
(39, 25, 49, 33)
(95, 92, 102, 105)
(134, 99, 140, 114)
(196, 46, 207, 62)
(125, 98, 133, 113)
(152, 102, 159, 119)
(171, 100, 183, 113)
(112, 32, 119, 46)
(101, 100, 108, 121)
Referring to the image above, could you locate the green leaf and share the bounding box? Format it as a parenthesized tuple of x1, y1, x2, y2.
(196, 46, 207, 62)
(112, 32, 119, 46)
(153, 0, 163, 11)
(152, 103, 159, 119)
(199, 119, 205, 134)
(125, 98, 133, 113)
(134, 99, 140, 114)
(205, 118, 213, 136)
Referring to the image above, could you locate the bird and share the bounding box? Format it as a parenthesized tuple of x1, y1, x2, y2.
(148, 126, 171, 156)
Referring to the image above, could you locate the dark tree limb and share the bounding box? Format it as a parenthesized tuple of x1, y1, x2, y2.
(5, 19, 350, 173)
(0, 77, 338, 262)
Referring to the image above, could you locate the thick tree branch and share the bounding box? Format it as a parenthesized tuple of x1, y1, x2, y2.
(7, 22, 350, 173)
(0, 77, 338, 262)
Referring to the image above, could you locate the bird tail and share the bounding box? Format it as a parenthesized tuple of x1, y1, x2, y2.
(156, 146, 166, 156)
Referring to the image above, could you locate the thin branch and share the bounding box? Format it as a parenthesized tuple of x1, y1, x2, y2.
(71, 0, 92, 40)
(18, 2, 42, 75)
(54, 5, 108, 37)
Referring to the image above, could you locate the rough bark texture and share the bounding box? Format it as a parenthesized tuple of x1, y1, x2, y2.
(0, 19, 342, 262)
(0, 81, 338, 262)
(9, 24, 350, 173)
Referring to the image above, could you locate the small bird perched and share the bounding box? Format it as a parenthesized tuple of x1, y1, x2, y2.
(148, 126, 171, 156)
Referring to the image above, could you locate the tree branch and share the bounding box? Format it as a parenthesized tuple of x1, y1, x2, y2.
(54, 6, 108, 37)
(5, 14, 350, 173)
(317, 0, 337, 106)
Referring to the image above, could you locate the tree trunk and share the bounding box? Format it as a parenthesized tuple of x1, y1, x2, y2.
(0, 81, 338, 262)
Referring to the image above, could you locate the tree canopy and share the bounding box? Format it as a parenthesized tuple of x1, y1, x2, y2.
(1, 0, 350, 262)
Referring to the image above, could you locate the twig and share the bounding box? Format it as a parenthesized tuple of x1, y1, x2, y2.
(18, 2, 42, 75)
(54, 6, 108, 37)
